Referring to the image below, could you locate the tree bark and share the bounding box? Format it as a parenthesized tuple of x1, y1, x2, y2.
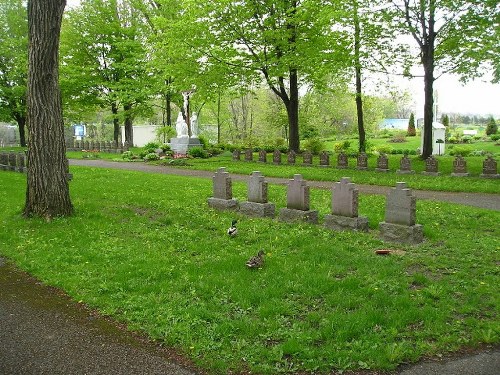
(421, 2, 436, 160)
(15, 114, 27, 147)
(124, 103, 133, 145)
(24, 0, 73, 219)
(111, 101, 120, 143)
(354, 0, 365, 153)
(287, 68, 300, 153)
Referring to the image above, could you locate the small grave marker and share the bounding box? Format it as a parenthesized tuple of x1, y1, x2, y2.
(379, 182, 423, 244)
(337, 152, 348, 169)
(376, 153, 389, 172)
(480, 156, 499, 178)
(207, 167, 238, 210)
(239, 171, 275, 217)
(279, 174, 318, 224)
(397, 155, 415, 174)
(451, 155, 469, 177)
(319, 151, 330, 167)
(324, 177, 368, 232)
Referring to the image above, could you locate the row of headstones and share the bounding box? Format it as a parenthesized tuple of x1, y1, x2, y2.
(66, 140, 130, 153)
(232, 149, 499, 178)
(208, 167, 423, 245)
(0, 151, 27, 173)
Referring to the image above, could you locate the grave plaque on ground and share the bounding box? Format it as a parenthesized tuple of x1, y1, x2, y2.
(480, 156, 499, 178)
(273, 150, 282, 165)
(244, 148, 253, 162)
(319, 151, 330, 167)
(287, 150, 296, 165)
(422, 156, 440, 176)
(324, 178, 368, 232)
(258, 149, 267, 163)
(207, 167, 238, 210)
(279, 174, 318, 224)
(337, 152, 348, 169)
(397, 155, 415, 174)
(232, 149, 241, 161)
(356, 152, 368, 170)
(376, 153, 389, 172)
(379, 182, 423, 244)
(240, 171, 275, 218)
(451, 155, 469, 177)
(302, 151, 313, 166)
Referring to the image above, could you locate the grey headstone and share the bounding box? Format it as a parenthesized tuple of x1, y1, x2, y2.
(244, 148, 253, 162)
(480, 156, 499, 178)
(212, 167, 233, 200)
(232, 149, 241, 161)
(451, 155, 469, 176)
(337, 152, 348, 169)
(287, 150, 296, 165)
(332, 177, 359, 218)
(397, 155, 415, 174)
(247, 171, 268, 203)
(287, 174, 310, 211)
(384, 182, 416, 226)
(319, 151, 329, 167)
(422, 155, 440, 175)
(356, 152, 368, 170)
(273, 150, 281, 164)
(376, 153, 389, 172)
(302, 151, 312, 166)
(258, 149, 267, 163)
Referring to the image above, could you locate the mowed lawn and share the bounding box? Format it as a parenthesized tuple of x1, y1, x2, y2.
(0, 167, 498, 374)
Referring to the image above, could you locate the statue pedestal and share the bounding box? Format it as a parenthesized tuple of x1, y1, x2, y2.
(170, 137, 202, 155)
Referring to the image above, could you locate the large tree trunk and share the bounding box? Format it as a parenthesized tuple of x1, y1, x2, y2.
(421, 3, 436, 160)
(15, 114, 27, 147)
(354, 1, 365, 152)
(24, 0, 73, 219)
(111, 101, 120, 143)
(287, 68, 300, 153)
(124, 103, 133, 145)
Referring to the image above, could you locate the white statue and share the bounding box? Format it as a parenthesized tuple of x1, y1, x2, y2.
(190, 113, 198, 138)
(175, 112, 188, 138)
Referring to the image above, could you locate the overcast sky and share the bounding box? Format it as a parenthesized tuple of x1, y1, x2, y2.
(64, 0, 499, 117)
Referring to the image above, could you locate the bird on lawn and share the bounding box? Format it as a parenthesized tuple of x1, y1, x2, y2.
(246, 250, 265, 269)
(227, 219, 238, 237)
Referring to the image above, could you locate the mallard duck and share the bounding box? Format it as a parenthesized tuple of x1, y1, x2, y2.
(246, 250, 265, 269)
(227, 220, 238, 237)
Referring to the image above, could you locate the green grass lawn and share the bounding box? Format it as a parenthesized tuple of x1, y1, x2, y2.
(1, 168, 498, 374)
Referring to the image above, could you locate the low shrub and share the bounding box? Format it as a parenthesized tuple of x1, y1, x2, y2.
(143, 152, 160, 161)
(389, 134, 407, 143)
(490, 134, 500, 141)
(374, 145, 393, 154)
(334, 140, 351, 152)
(188, 147, 209, 158)
(302, 138, 325, 155)
(448, 146, 473, 157)
(143, 142, 160, 154)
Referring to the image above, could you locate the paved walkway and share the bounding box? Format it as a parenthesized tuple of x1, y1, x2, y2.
(69, 159, 500, 211)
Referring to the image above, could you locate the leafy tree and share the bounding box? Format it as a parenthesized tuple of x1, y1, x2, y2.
(182, 0, 349, 152)
(60, 0, 150, 145)
(485, 117, 497, 136)
(407, 112, 416, 136)
(0, 0, 28, 146)
(24, 0, 73, 218)
(389, 0, 498, 159)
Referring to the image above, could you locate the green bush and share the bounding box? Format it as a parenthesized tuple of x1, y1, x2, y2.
(143, 142, 161, 155)
(374, 145, 393, 154)
(143, 152, 160, 161)
(485, 117, 498, 135)
(122, 150, 134, 160)
(449, 146, 473, 157)
(188, 147, 209, 158)
(302, 138, 325, 155)
(490, 134, 500, 141)
(333, 140, 351, 152)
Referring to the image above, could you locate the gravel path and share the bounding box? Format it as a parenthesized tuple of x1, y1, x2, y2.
(69, 159, 500, 211)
